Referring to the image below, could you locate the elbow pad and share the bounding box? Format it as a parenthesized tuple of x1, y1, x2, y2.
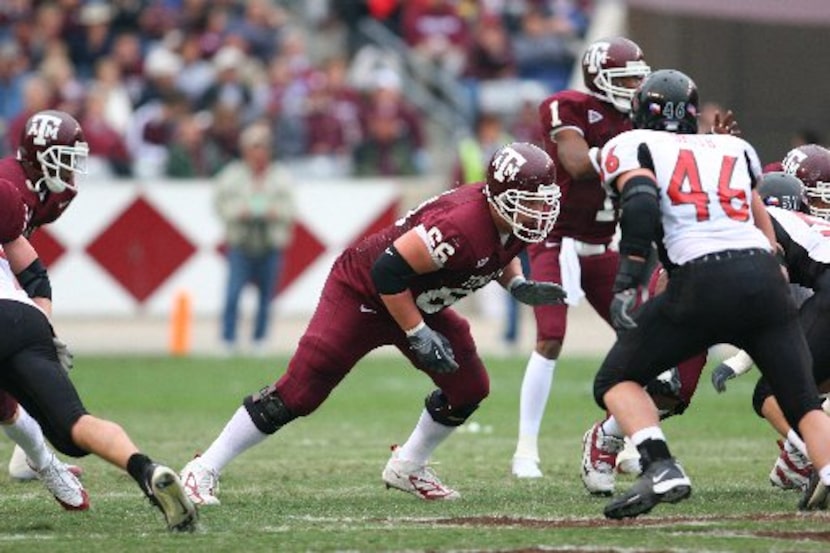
(16, 258, 52, 300)
(618, 175, 661, 259)
(371, 245, 417, 295)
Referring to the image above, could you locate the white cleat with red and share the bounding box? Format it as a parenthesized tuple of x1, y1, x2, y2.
(581, 421, 624, 496)
(770, 439, 812, 491)
(180, 457, 221, 506)
(382, 446, 460, 500)
(36, 453, 89, 511)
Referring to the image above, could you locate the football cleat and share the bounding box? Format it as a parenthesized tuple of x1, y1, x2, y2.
(36, 453, 89, 511)
(511, 455, 543, 479)
(581, 421, 624, 495)
(180, 457, 221, 506)
(382, 445, 460, 500)
(799, 471, 829, 511)
(770, 439, 812, 491)
(9, 444, 83, 482)
(146, 464, 198, 532)
(604, 457, 692, 520)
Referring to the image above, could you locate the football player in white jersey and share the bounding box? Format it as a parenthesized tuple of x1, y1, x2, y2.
(593, 69, 830, 519)
(711, 169, 830, 493)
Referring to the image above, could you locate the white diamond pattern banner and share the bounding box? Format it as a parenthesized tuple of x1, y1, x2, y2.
(32, 179, 401, 317)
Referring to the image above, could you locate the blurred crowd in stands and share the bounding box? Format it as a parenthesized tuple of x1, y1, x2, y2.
(0, 0, 592, 181)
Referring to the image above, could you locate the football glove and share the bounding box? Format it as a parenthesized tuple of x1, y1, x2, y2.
(710, 350, 754, 393)
(610, 288, 638, 331)
(508, 278, 567, 306)
(407, 324, 459, 374)
(710, 363, 736, 393)
(53, 336, 74, 372)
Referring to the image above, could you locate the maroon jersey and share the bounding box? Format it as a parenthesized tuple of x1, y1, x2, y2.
(0, 157, 77, 237)
(538, 90, 630, 243)
(332, 183, 526, 313)
(0, 178, 27, 242)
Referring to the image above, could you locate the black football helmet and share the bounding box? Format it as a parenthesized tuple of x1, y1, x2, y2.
(757, 171, 807, 212)
(17, 109, 89, 193)
(581, 36, 651, 113)
(631, 69, 699, 134)
(781, 144, 830, 220)
(485, 142, 561, 243)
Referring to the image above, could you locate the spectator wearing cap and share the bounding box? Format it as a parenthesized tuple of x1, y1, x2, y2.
(214, 122, 296, 356)
(196, 45, 260, 126)
(352, 69, 428, 177)
(135, 46, 184, 108)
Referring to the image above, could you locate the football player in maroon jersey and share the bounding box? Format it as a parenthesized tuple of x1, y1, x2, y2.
(180, 142, 568, 505)
(511, 36, 652, 481)
(0, 110, 197, 531)
(0, 109, 89, 507)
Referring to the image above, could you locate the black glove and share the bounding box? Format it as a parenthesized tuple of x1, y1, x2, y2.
(711, 363, 737, 393)
(53, 336, 74, 372)
(509, 278, 567, 306)
(407, 324, 459, 374)
(610, 288, 638, 330)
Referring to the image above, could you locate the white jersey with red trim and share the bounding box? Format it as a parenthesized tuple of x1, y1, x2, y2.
(0, 249, 39, 310)
(600, 130, 771, 265)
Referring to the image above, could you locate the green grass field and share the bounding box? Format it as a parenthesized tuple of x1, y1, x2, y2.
(0, 353, 826, 552)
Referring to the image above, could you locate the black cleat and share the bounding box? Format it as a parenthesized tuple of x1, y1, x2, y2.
(146, 464, 199, 532)
(604, 458, 692, 520)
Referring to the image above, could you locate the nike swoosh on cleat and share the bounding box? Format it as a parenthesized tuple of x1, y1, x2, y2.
(652, 469, 670, 483)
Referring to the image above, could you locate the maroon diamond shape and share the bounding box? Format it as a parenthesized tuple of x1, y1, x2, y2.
(277, 222, 325, 294)
(28, 228, 66, 268)
(86, 197, 196, 302)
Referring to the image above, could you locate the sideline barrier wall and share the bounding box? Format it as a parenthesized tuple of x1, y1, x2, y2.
(32, 178, 442, 317)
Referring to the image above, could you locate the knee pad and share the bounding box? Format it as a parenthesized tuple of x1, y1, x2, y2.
(752, 378, 773, 419)
(424, 390, 479, 427)
(243, 384, 296, 435)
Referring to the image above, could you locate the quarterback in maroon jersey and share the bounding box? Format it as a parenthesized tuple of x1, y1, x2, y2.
(0, 110, 89, 507)
(511, 36, 651, 480)
(180, 143, 568, 505)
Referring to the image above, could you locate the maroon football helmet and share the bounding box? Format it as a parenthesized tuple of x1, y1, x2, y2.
(581, 36, 651, 113)
(485, 142, 561, 243)
(16, 110, 89, 193)
(781, 144, 830, 219)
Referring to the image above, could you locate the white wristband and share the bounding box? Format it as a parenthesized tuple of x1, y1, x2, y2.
(724, 349, 754, 375)
(404, 321, 426, 337)
(588, 146, 601, 175)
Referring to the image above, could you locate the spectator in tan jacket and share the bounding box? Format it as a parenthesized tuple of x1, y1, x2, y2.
(214, 122, 296, 356)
